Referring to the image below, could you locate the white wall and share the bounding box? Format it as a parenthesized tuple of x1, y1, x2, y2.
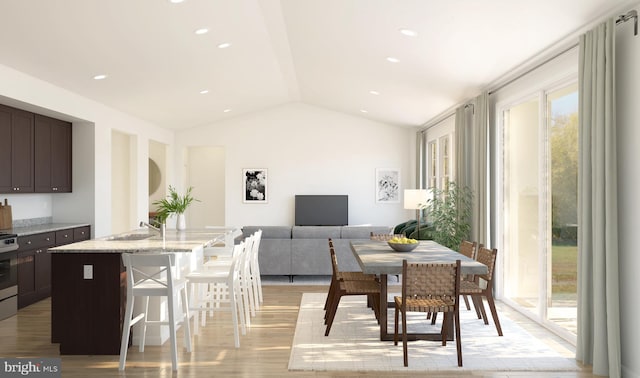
(111, 130, 132, 234)
(615, 10, 640, 377)
(176, 103, 417, 227)
(0, 63, 174, 237)
(186, 146, 225, 228)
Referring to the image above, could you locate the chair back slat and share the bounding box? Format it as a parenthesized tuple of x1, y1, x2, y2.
(328, 239, 339, 278)
(370, 232, 404, 241)
(475, 247, 497, 281)
(122, 253, 176, 291)
(458, 240, 477, 259)
(402, 260, 460, 300)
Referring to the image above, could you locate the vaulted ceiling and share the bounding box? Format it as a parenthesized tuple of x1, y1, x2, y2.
(0, 0, 631, 130)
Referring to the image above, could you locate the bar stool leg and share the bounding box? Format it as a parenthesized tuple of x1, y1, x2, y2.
(118, 295, 136, 371)
(168, 291, 178, 371)
(139, 296, 150, 352)
(181, 288, 192, 352)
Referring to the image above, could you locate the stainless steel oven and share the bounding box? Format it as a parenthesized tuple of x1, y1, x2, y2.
(0, 232, 18, 320)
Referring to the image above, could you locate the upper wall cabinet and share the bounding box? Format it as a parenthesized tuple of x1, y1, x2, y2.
(35, 115, 72, 193)
(0, 104, 35, 193)
(0, 104, 72, 194)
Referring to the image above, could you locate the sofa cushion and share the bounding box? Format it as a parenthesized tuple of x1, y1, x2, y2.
(258, 239, 292, 275)
(292, 226, 341, 239)
(243, 226, 291, 239)
(291, 239, 333, 275)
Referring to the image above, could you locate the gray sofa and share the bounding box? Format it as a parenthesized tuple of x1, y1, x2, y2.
(242, 225, 393, 279)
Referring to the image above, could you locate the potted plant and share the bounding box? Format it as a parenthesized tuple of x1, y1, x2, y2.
(153, 185, 199, 230)
(426, 182, 473, 250)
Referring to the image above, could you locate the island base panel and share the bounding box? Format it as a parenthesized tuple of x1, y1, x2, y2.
(51, 253, 126, 355)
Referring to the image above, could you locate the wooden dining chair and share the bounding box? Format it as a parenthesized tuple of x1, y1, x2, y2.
(369, 232, 402, 282)
(458, 240, 478, 311)
(394, 259, 462, 367)
(369, 232, 403, 241)
(428, 240, 477, 324)
(460, 246, 503, 336)
(323, 238, 378, 312)
(324, 240, 381, 336)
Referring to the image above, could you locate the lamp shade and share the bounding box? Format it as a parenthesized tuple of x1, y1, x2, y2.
(403, 189, 430, 210)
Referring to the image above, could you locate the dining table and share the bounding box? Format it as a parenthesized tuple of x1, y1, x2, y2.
(350, 239, 489, 341)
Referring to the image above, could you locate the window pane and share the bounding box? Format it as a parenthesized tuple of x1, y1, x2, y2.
(548, 84, 578, 335)
(429, 141, 437, 188)
(503, 97, 541, 314)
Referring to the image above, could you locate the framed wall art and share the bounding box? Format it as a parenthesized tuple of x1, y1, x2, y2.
(375, 168, 400, 203)
(243, 168, 268, 203)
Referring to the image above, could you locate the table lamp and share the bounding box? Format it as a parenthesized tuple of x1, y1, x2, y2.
(403, 189, 431, 238)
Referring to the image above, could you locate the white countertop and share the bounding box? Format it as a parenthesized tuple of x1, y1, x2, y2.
(48, 228, 239, 253)
(8, 222, 91, 236)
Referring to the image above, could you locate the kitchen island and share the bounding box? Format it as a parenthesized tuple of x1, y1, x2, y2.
(48, 228, 239, 355)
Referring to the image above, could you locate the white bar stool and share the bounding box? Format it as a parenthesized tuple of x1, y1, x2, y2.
(119, 253, 192, 371)
(187, 242, 247, 347)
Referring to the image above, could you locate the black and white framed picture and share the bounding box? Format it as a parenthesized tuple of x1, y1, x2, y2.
(243, 169, 268, 203)
(375, 168, 400, 203)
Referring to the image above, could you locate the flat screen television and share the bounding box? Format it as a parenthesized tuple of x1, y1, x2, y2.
(295, 195, 348, 226)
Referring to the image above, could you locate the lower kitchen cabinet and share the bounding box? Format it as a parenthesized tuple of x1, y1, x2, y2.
(17, 226, 90, 309)
(17, 232, 55, 308)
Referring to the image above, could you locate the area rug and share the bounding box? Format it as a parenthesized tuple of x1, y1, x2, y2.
(288, 293, 580, 372)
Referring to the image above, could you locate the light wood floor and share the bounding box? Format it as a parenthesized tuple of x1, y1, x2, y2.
(0, 284, 595, 377)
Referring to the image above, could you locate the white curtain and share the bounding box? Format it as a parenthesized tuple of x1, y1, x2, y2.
(576, 18, 621, 377)
(454, 92, 488, 246)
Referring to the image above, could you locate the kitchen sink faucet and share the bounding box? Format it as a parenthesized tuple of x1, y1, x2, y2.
(140, 221, 165, 238)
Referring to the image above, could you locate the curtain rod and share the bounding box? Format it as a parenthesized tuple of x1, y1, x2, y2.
(616, 9, 638, 35)
(487, 43, 578, 95)
(423, 8, 637, 130)
(488, 10, 637, 96)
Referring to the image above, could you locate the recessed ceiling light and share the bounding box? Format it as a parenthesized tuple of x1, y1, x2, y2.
(217, 42, 232, 49)
(369, 90, 380, 95)
(93, 74, 107, 80)
(195, 28, 209, 35)
(399, 28, 418, 37)
(223, 109, 231, 113)
(169, 0, 185, 3)
(386, 56, 400, 63)
(199, 90, 209, 94)
(360, 109, 368, 113)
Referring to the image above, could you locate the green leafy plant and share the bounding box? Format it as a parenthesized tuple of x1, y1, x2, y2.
(426, 182, 473, 250)
(153, 185, 199, 224)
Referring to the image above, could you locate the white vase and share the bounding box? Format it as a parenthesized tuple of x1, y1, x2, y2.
(176, 213, 186, 230)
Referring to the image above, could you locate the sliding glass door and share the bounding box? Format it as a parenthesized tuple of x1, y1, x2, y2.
(499, 82, 578, 342)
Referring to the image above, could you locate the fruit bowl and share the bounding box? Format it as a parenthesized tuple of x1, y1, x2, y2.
(387, 241, 418, 252)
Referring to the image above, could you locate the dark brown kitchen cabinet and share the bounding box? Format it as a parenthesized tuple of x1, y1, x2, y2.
(0, 104, 34, 193)
(17, 232, 55, 308)
(35, 115, 72, 193)
(51, 252, 126, 354)
(17, 226, 91, 309)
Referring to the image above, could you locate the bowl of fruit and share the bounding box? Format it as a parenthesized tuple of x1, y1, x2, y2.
(387, 236, 419, 252)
